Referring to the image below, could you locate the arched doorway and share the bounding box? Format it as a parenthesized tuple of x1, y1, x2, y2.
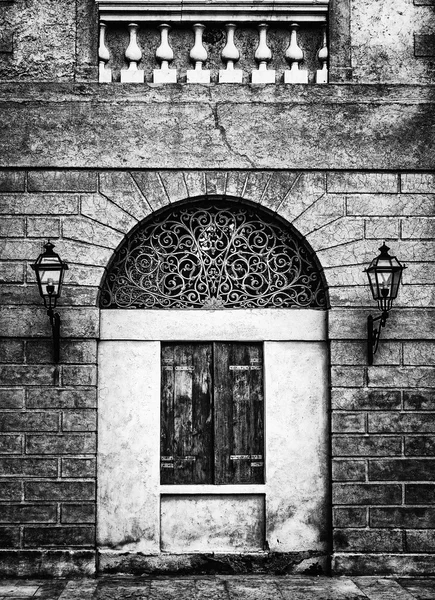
(97, 197, 330, 573)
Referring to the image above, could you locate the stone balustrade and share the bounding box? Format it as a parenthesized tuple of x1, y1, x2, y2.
(97, 20, 328, 84)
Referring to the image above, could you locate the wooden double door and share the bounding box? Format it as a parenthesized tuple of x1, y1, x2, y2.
(160, 342, 264, 485)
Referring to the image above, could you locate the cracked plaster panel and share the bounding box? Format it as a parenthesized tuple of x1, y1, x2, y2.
(351, 0, 435, 83)
(0, 0, 76, 81)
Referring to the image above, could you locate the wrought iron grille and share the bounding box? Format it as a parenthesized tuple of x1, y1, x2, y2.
(100, 201, 327, 309)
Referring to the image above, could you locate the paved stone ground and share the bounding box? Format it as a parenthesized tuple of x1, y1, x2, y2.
(0, 576, 435, 600)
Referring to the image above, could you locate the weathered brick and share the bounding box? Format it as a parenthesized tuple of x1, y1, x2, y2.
(205, 171, 228, 197)
(0, 217, 25, 237)
(263, 171, 311, 214)
(333, 528, 403, 552)
(401, 173, 435, 193)
(26, 340, 97, 365)
(332, 459, 366, 481)
(403, 342, 435, 366)
(331, 389, 401, 411)
(0, 481, 21, 501)
(0, 527, 20, 548)
(368, 367, 435, 389)
(61, 504, 95, 524)
(369, 459, 435, 481)
(404, 389, 435, 410)
(333, 435, 401, 457)
(365, 217, 400, 239)
(331, 341, 400, 366)
(26, 434, 96, 455)
(183, 171, 207, 198)
(26, 388, 96, 409)
(333, 507, 367, 528)
(325, 264, 367, 288)
(328, 172, 398, 193)
(23, 526, 95, 547)
(60, 285, 99, 307)
(405, 484, 435, 504)
(0, 434, 22, 454)
(28, 171, 97, 193)
(62, 410, 96, 432)
(0, 239, 46, 260)
(26, 217, 60, 238)
(62, 217, 124, 249)
(131, 172, 171, 212)
(0, 262, 24, 283)
(406, 530, 435, 552)
(81, 194, 137, 232)
(401, 217, 435, 240)
(0, 307, 99, 338)
(304, 212, 360, 248)
(223, 172, 249, 199)
(0, 339, 24, 363)
(0, 285, 38, 305)
(368, 412, 435, 433)
(0, 389, 24, 410)
(278, 173, 326, 223)
(0, 458, 57, 477)
(0, 171, 25, 192)
(63, 264, 105, 287)
(370, 507, 435, 528)
(25, 481, 95, 501)
(159, 171, 190, 204)
(333, 483, 402, 505)
(99, 172, 152, 221)
(347, 193, 435, 216)
(405, 436, 435, 456)
(0, 504, 56, 523)
(0, 194, 79, 215)
(61, 458, 96, 478)
(332, 413, 366, 433)
(331, 367, 365, 387)
(62, 366, 97, 387)
(0, 412, 58, 432)
(402, 264, 435, 285)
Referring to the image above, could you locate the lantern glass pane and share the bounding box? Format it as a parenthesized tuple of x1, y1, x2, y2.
(38, 257, 62, 297)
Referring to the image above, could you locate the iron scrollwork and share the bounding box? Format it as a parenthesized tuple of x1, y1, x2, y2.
(100, 202, 327, 309)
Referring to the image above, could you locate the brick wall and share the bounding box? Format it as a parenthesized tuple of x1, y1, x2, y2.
(0, 168, 434, 575)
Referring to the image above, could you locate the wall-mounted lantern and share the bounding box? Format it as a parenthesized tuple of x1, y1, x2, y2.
(365, 243, 406, 365)
(31, 241, 69, 363)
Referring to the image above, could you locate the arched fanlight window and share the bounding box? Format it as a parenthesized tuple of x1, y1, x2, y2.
(100, 199, 328, 309)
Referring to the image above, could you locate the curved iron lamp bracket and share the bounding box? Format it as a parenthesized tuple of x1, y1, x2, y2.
(367, 311, 388, 366)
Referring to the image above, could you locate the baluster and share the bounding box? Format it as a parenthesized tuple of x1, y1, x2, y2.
(219, 24, 243, 83)
(316, 25, 328, 84)
(284, 23, 308, 84)
(187, 23, 210, 84)
(153, 24, 177, 83)
(121, 23, 144, 83)
(98, 21, 112, 83)
(252, 23, 275, 84)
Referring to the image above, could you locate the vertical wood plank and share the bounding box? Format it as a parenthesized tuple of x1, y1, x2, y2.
(161, 344, 175, 484)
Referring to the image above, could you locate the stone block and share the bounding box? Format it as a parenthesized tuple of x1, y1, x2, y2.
(368, 366, 435, 389)
(26, 434, 96, 455)
(346, 193, 435, 216)
(28, 171, 97, 193)
(61, 504, 96, 524)
(62, 366, 97, 387)
(183, 171, 206, 198)
(62, 410, 97, 432)
(333, 435, 401, 457)
(252, 69, 276, 84)
(333, 507, 367, 528)
(0, 171, 25, 192)
(226, 172, 249, 199)
(332, 412, 366, 433)
(80, 194, 137, 233)
(333, 529, 403, 552)
(243, 172, 272, 205)
(331, 389, 401, 411)
(60, 240, 113, 268)
(0, 505, 56, 523)
(259, 171, 299, 212)
(405, 484, 435, 504)
(0, 339, 24, 363)
(402, 216, 435, 239)
(305, 214, 361, 251)
(0, 458, 58, 477)
(331, 367, 365, 388)
(61, 285, 99, 307)
(333, 483, 402, 505)
(0, 482, 22, 501)
(414, 34, 435, 56)
(186, 69, 210, 84)
(26, 340, 97, 365)
(131, 172, 170, 211)
(332, 553, 435, 576)
(26, 388, 97, 409)
(0, 307, 100, 338)
(0, 365, 59, 386)
(278, 173, 326, 223)
(404, 389, 435, 410)
(0, 263, 24, 283)
(25, 481, 96, 501)
(406, 530, 435, 552)
(0, 411, 58, 432)
(0, 434, 22, 454)
(405, 436, 435, 456)
(368, 412, 435, 433)
(0, 217, 25, 237)
(369, 459, 435, 481)
(332, 459, 366, 482)
(0, 389, 24, 410)
(61, 458, 96, 478)
(0, 239, 48, 261)
(26, 217, 60, 238)
(99, 172, 151, 221)
(205, 171, 227, 196)
(403, 342, 435, 365)
(219, 69, 243, 83)
(401, 173, 435, 193)
(370, 507, 435, 528)
(0, 194, 79, 215)
(399, 285, 435, 308)
(0, 527, 20, 548)
(158, 172, 189, 204)
(63, 264, 104, 287)
(23, 526, 95, 547)
(365, 217, 399, 239)
(153, 69, 177, 84)
(328, 173, 398, 193)
(0, 550, 96, 577)
(330, 341, 400, 366)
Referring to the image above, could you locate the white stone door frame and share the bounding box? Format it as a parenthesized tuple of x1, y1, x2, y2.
(98, 308, 329, 557)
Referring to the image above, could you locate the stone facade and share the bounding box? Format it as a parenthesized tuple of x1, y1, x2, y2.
(0, 0, 435, 578)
